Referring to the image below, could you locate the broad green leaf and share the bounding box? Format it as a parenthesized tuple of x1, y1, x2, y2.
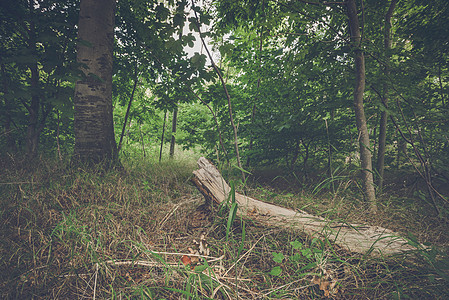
(272, 252, 284, 263)
(290, 240, 302, 250)
(226, 202, 238, 242)
(194, 264, 208, 273)
(269, 266, 282, 276)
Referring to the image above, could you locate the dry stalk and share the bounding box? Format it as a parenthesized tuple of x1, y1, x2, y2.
(93, 263, 99, 300)
(223, 235, 264, 277)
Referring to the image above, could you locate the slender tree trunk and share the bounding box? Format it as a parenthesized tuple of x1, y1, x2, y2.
(289, 140, 298, 168)
(118, 65, 139, 153)
(347, 0, 377, 212)
(246, 103, 257, 168)
(325, 119, 333, 178)
(376, 0, 397, 192)
(25, 0, 40, 159)
(139, 124, 146, 158)
(396, 132, 407, 169)
(26, 63, 40, 159)
(301, 139, 310, 171)
(2, 110, 15, 153)
(438, 62, 446, 108)
(169, 105, 178, 159)
(1, 64, 16, 153)
(169, 6, 185, 160)
(56, 110, 62, 161)
(159, 111, 167, 162)
(246, 9, 265, 168)
(73, 0, 118, 166)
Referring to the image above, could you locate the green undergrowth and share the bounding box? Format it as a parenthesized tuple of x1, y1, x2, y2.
(0, 154, 448, 299)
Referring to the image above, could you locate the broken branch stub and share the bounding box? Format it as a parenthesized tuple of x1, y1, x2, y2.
(191, 157, 416, 256)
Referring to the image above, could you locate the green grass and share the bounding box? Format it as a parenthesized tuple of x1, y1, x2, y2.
(0, 153, 448, 299)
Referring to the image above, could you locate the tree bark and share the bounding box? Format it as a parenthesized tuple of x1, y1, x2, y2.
(346, 0, 377, 212)
(25, 0, 41, 159)
(396, 137, 407, 169)
(1, 64, 16, 153)
(159, 111, 167, 162)
(246, 12, 264, 168)
(192, 157, 416, 256)
(118, 64, 139, 153)
(169, 7, 184, 160)
(73, 0, 118, 166)
(56, 110, 62, 161)
(169, 105, 178, 159)
(26, 63, 40, 159)
(139, 124, 146, 158)
(376, 0, 397, 192)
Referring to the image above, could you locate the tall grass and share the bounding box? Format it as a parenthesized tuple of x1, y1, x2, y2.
(0, 153, 448, 299)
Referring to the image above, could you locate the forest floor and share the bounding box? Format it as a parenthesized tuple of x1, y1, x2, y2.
(1, 152, 448, 299)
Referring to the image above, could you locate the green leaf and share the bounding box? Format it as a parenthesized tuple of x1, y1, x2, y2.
(301, 248, 313, 259)
(290, 253, 301, 262)
(272, 252, 285, 263)
(155, 3, 169, 20)
(188, 17, 198, 32)
(226, 202, 238, 242)
(237, 221, 246, 257)
(269, 266, 282, 276)
(290, 240, 302, 250)
(299, 262, 317, 272)
(233, 164, 252, 175)
(219, 43, 234, 57)
(173, 13, 184, 27)
(194, 264, 208, 273)
(200, 14, 212, 26)
(191, 53, 206, 69)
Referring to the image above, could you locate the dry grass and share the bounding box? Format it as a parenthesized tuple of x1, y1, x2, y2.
(0, 154, 448, 299)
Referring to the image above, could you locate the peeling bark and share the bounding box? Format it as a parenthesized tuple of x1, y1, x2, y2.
(73, 0, 118, 166)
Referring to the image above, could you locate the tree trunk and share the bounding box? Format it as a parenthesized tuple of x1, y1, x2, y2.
(246, 24, 264, 168)
(159, 111, 167, 162)
(1, 64, 16, 153)
(396, 134, 407, 169)
(25, 1, 41, 159)
(139, 124, 146, 158)
(346, 0, 377, 212)
(118, 65, 139, 153)
(192, 157, 416, 256)
(73, 0, 118, 166)
(56, 110, 62, 161)
(376, 0, 397, 192)
(168, 8, 184, 160)
(169, 105, 178, 159)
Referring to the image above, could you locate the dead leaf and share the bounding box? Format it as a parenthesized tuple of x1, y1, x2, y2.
(181, 255, 192, 266)
(310, 270, 339, 298)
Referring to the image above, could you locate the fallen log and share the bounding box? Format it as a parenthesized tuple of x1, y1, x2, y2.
(191, 157, 416, 256)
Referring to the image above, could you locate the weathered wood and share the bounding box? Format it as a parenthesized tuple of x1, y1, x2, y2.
(192, 157, 416, 256)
